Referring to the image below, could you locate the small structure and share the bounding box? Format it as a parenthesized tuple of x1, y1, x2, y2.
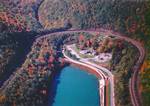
(95, 53, 112, 63)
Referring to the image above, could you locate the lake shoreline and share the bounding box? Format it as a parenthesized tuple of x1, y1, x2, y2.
(48, 65, 100, 106)
(69, 62, 102, 106)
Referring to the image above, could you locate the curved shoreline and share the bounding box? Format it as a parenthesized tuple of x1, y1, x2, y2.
(49, 65, 100, 106)
(63, 49, 107, 106)
(0, 29, 145, 106)
(70, 62, 103, 78)
(68, 62, 103, 106)
(36, 29, 145, 106)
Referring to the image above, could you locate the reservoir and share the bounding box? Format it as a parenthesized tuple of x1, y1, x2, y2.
(49, 66, 100, 106)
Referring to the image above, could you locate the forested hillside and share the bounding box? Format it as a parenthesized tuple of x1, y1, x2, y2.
(39, 0, 150, 105)
(0, 0, 150, 105)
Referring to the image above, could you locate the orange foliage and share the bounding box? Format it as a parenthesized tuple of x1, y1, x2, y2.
(0, 12, 27, 31)
(140, 60, 150, 92)
(140, 61, 148, 73)
(140, 61, 150, 73)
(0, 95, 6, 103)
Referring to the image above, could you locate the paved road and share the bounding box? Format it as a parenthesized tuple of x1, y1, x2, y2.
(1, 29, 145, 106)
(27, 29, 146, 106)
(101, 29, 145, 106)
(63, 50, 106, 106)
(36, 30, 115, 106)
(65, 44, 114, 106)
